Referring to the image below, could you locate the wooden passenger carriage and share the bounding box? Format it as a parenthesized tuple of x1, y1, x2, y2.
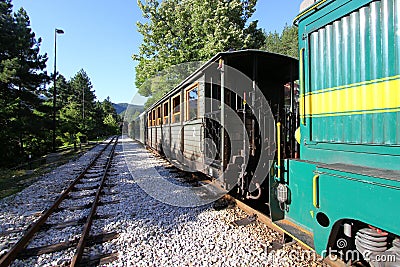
(142, 49, 299, 203)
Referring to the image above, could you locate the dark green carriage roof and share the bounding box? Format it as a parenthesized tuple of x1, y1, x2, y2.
(148, 49, 299, 111)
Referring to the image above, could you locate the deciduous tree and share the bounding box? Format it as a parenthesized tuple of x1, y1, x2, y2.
(134, 0, 264, 106)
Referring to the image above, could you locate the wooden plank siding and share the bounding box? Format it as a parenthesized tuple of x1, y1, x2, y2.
(183, 121, 203, 162)
(155, 125, 162, 151)
(161, 126, 170, 153)
(151, 127, 157, 149)
(170, 124, 183, 160)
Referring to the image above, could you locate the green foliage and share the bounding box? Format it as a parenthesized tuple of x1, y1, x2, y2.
(0, 0, 49, 166)
(134, 0, 264, 106)
(139, 60, 203, 108)
(47, 74, 72, 108)
(56, 71, 121, 146)
(103, 114, 118, 132)
(262, 25, 299, 58)
(59, 101, 81, 140)
(100, 97, 121, 135)
(0, 1, 121, 168)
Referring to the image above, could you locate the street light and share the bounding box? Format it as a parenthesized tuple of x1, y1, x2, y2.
(52, 28, 64, 152)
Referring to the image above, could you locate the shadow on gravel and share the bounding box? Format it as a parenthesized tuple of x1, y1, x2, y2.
(88, 139, 238, 265)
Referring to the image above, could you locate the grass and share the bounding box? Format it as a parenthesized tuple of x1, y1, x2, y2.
(0, 143, 98, 199)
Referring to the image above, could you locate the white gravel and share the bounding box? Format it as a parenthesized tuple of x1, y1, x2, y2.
(1, 136, 327, 266)
(90, 137, 327, 267)
(0, 139, 111, 263)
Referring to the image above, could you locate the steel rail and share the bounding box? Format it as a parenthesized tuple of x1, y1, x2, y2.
(0, 136, 116, 267)
(70, 136, 119, 266)
(234, 197, 346, 267)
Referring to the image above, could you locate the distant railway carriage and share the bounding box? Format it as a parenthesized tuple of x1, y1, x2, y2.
(131, 112, 146, 144)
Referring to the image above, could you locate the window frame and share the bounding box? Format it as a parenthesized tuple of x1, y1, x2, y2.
(172, 93, 181, 123)
(156, 105, 161, 125)
(152, 109, 156, 126)
(163, 101, 169, 124)
(147, 111, 151, 127)
(185, 83, 199, 121)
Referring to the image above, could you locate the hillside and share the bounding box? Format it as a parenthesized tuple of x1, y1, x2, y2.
(113, 103, 144, 122)
(113, 103, 129, 114)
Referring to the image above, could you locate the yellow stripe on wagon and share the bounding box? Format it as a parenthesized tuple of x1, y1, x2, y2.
(300, 76, 400, 118)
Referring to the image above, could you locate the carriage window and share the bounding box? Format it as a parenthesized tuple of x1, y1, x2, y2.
(186, 85, 198, 121)
(163, 101, 169, 124)
(152, 110, 156, 126)
(156, 106, 161, 125)
(148, 112, 152, 126)
(172, 95, 180, 123)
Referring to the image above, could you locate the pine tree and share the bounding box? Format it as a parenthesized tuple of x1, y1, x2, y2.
(0, 2, 49, 165)
(47, 74, 73, 108)
(57, 71, 120, 145)
(65, 69, 96, 137)
(262, 25, 299, 59)
(280, 25, 298, 58)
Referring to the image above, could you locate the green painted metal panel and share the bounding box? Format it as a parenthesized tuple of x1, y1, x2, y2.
(284, 0, 400, 255)
(307, 0, 400, 145)
(313, 166, 400, 254)
(285, 160, 317, 232)
(296, 0, 400, 172)
(302, 143, 400, 171)
(285, 159, 400, 254)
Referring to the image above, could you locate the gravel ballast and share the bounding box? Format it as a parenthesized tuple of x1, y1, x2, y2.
(0, 142, 108, 260)
(1, 136, 328, 266)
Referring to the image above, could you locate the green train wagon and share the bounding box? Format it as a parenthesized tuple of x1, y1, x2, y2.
(271, 0, 400, 265)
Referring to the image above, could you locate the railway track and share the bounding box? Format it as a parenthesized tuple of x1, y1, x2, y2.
(0, 136, 119, 267)
(150, 150, 346, 267)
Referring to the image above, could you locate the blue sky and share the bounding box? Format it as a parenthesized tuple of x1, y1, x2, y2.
(12, 0, 303, 104)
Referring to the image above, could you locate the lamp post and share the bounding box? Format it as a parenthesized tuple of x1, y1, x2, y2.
(52, 28, 64, 152)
